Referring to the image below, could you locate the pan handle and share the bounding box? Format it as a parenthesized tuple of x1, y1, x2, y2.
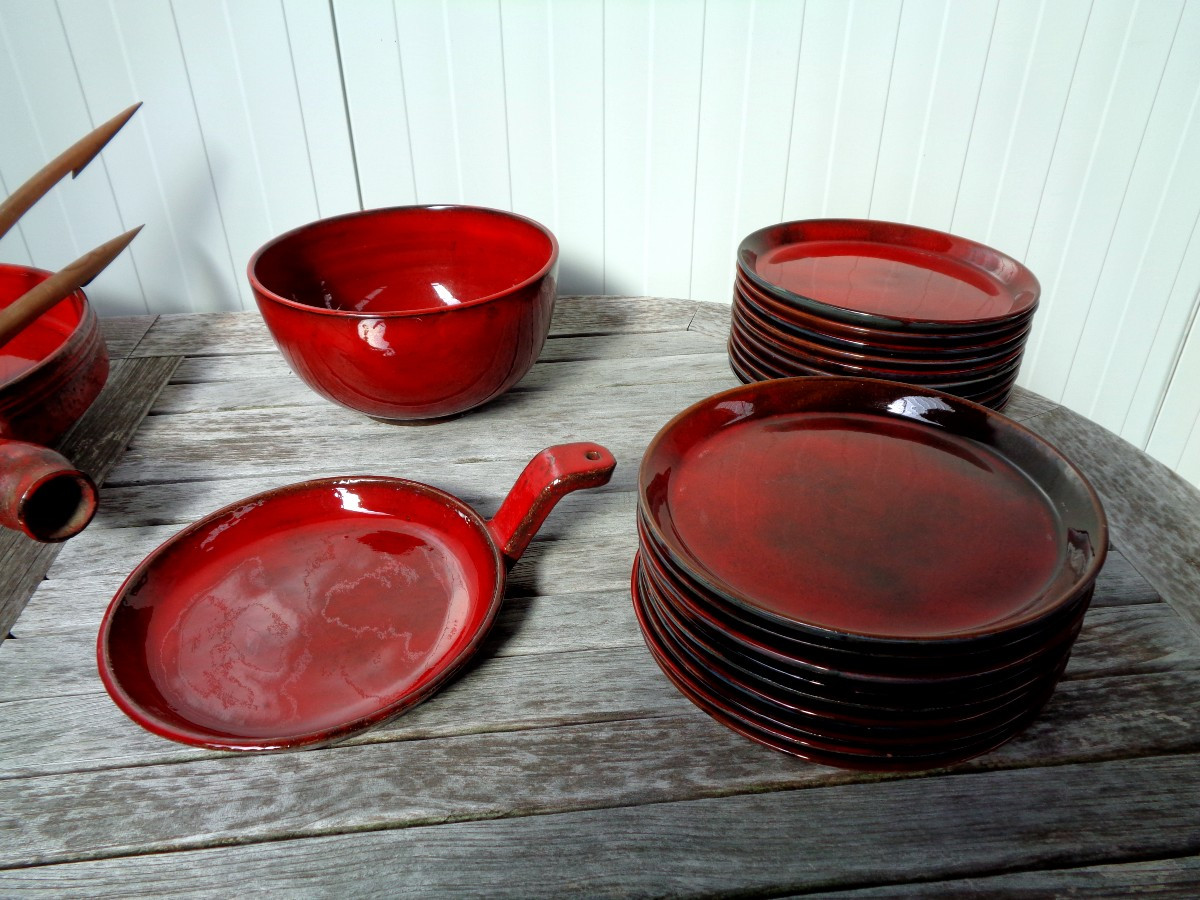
(486, 442, 616, 566)
(0, 439, 98, 542)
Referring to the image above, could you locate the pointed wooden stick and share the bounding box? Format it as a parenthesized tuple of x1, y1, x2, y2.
(0, 102, 142, 241)
(0, 226, 142, 347)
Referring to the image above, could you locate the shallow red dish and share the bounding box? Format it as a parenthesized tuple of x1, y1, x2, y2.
(98, 443, 615, 750)
(639, 377, 1106, 648)
(738, 219, 1039, 331)
(249, 205, 558, 421)
(0, 263, 108, 446)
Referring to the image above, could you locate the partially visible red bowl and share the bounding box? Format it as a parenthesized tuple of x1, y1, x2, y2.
(248, 205, 559, 421)
(0, 263, 109, 447)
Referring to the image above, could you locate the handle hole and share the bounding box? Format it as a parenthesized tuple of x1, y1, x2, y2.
(585, 450, 601, 461)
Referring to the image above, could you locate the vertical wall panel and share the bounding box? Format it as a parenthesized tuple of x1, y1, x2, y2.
(1021, 1, 1184, 399)
(1147, 300, 1200, 484)
(869, 0, 996, 228)
(950, 0, 1091, 257)
(172, 0, 322, 309)
(333, 0, 418, 207)
(57, 0, 238, 313)
(782, 0, 902, 220)
(603, 0, 704, 297)
(281, 0, 361, 219)
(1063, 1, 1200, 442)
(0, 2, 143, 313)
(393, 0, 511, 208)
(690, 0, 804, 303)
(501, 0, 605, 294)
(1121, 226, 1200, 448)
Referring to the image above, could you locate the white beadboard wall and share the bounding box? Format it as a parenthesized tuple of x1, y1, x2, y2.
(1, 0, 1198, 486)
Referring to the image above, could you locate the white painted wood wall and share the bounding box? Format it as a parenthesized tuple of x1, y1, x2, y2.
(1, 0, 1198, 487)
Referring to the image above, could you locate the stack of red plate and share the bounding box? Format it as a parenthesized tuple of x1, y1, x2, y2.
(730, 220, 1039, 411)
(634, 377, 1106, 771)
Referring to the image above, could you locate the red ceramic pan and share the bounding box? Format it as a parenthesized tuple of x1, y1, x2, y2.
(97, 442, 615, 750)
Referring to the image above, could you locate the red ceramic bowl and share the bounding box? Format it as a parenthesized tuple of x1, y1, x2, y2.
(0, 263, 108, 446)
(249, 205, 558, 421)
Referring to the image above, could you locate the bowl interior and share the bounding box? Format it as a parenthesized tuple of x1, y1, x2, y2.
(252, 206, 556, 315)
(0, 265, 87, 385)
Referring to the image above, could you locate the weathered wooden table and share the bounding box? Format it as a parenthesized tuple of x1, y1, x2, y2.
(3, 296, 1199, 896)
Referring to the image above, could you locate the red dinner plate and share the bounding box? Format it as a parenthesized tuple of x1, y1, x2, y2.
(639, 377, 1107, 649)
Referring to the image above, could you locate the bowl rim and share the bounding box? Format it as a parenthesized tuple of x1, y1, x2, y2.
(247, 204, 560, 319)
(0, 262, 93, 392)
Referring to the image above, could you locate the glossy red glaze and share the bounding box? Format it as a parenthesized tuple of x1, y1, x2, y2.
(97, 442, 615, 750)
(735, 292, 1025, 373)
(739, 219, 1039, 329)
(631, 563, 1061, 771)
(639, 563, 1068, 750)
(731, 308, 1025, 386)
(637, 510, 1092, 674)
(0, 264, 109, 446)
(249, 206, 559, 421)
(640, 559, 1073, 738)
(0, 438, 98, 541)
(735, 274, 1033, 355)
(640, 378, 1107, 646)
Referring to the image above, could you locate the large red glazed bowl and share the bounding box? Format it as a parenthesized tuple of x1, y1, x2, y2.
(248, 205, 559, 421)
(0, 263, 109, 447)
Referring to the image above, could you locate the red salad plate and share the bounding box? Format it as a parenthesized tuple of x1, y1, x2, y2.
(98, 443, 615, 750)
(738, 219, 1040, 331)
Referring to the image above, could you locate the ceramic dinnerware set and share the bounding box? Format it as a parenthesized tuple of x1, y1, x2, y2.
(729, 219, 1040, 411)
(0, 199, 1104, 771)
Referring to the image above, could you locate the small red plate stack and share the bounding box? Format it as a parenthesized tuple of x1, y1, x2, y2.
(634, 377, 1107, 771)
(731, 219, 1039, 411)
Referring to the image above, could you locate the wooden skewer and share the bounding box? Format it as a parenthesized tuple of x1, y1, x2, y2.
(0, 102, 142, 241)
(0, 226, 142, 347)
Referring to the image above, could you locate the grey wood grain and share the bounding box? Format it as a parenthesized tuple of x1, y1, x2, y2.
(151, 349, 733, 416)
(167, 329, 721, 386)
(5, 668, 1200, 870)
(813, 854, 1200, 897)
(3, 538, 1188, 704)
(1026, 404, 1200, 642)
(14, 523, 1155, 638)
(98, 315, 156, 359)
(131, 296, 699, 358)
(2, 753, 1198, 896)
(5, 298, 1200, 894)
(0, 355, 180, 639)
